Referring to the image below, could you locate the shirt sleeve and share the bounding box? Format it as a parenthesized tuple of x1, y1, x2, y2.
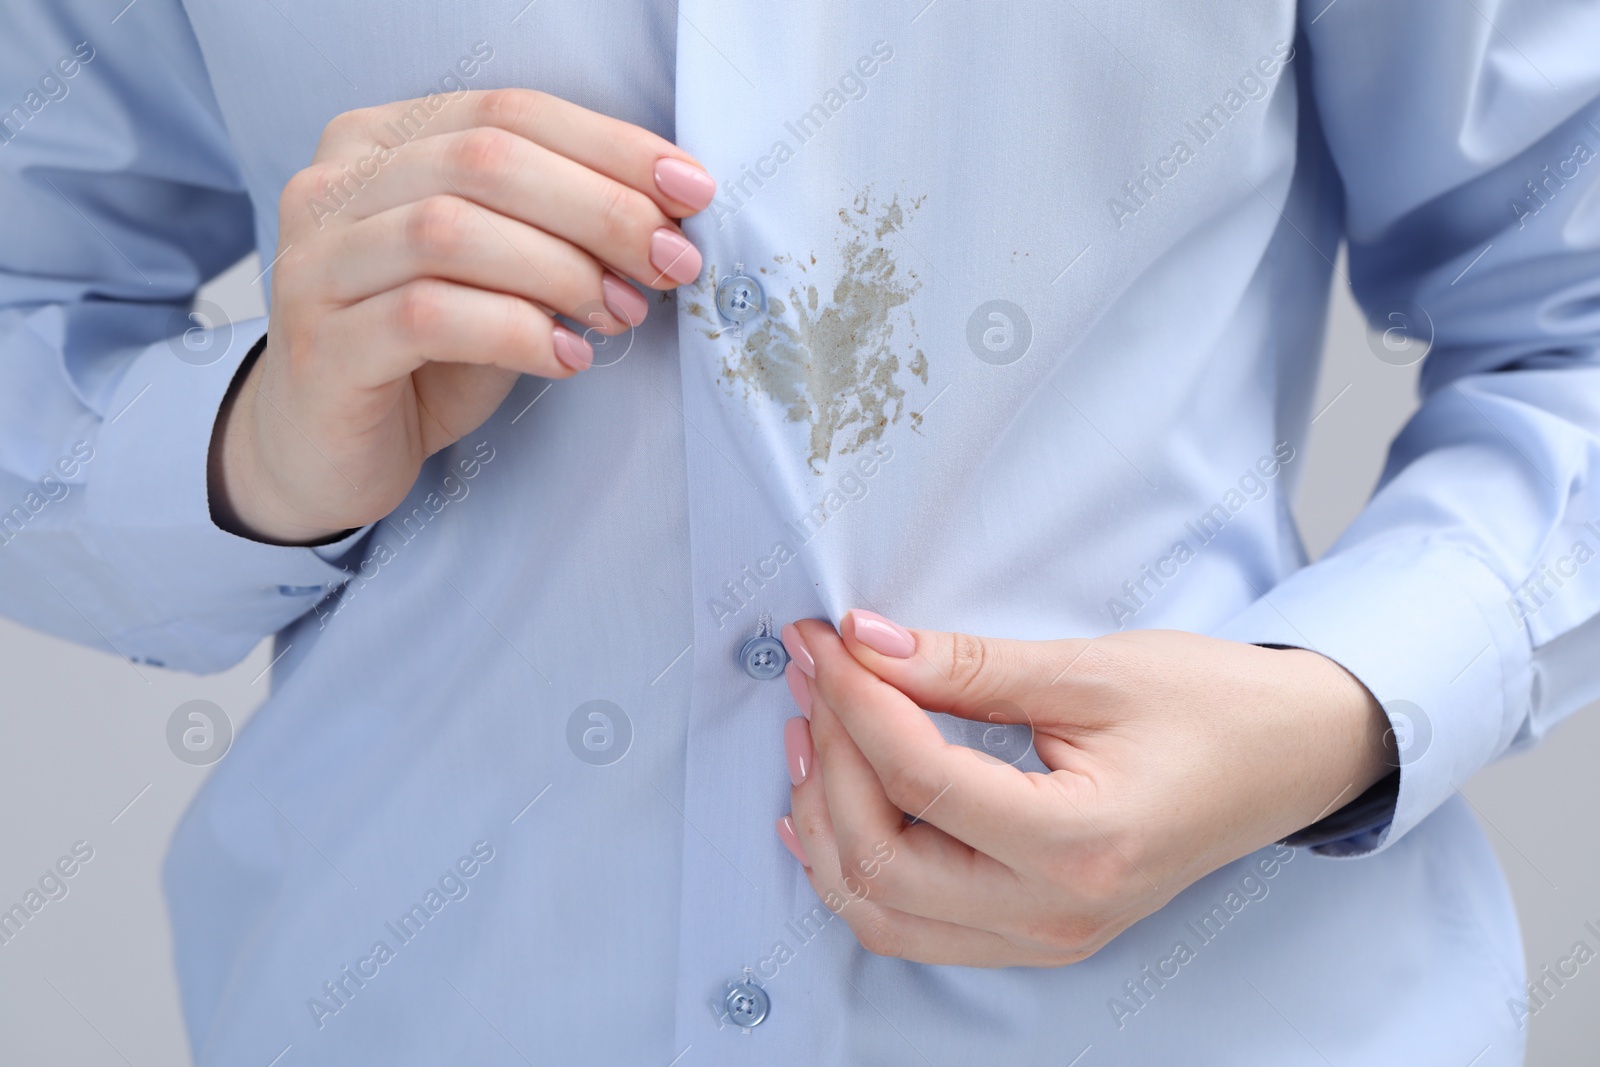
(1215, 0, 1600, 856)
(0, 1, 355, 674)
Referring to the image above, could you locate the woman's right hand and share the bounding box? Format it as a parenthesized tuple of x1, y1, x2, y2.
(208, 88, 716, 544)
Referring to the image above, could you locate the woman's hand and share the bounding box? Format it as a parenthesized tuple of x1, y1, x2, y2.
(774, 613, 1394, 967)
(210, 89, 716, 544)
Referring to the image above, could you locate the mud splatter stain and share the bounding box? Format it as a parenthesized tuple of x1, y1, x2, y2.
(704, 190, 929, 473)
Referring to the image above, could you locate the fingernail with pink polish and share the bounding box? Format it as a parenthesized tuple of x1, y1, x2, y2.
(551, 325, 592, 371)
(849, 609, 915, 659)
(653, 157, 717, 212)
(784, 717, 812, 786)
(784, 662, 812, 719)
(649, 228, 703, 286)
(780, 623, 814, 678)
(600, 274, 648, 328)
(777, 814, 810, 868)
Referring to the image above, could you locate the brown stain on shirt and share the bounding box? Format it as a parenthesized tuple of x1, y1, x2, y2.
(702, 190, 929, 473)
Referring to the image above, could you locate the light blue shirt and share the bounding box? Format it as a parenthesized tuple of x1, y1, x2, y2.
(4, 1, 1600, 1063)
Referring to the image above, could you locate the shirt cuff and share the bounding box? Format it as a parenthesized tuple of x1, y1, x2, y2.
(1211, 538, 1531, 857)
(84, 319, 355, 671)
(312, 526, 374, 565)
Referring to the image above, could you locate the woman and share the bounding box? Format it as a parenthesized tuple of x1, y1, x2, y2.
(2, 1, 1597, 1063)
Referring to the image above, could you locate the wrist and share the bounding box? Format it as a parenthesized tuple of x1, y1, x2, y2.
(207, 337, 345, 546)
(1283, 647, 1396, 829)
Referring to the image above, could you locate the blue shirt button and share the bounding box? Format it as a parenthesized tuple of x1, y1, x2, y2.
(724, 980, 770, 1028)
(278, 584, 323, 596)
(739, 635, 788, 680)
(716, 270, 763, 324)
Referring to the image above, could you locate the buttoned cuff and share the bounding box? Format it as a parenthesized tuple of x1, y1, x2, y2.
(1211, 538, 1531, 858)
(85, 319, 357, 672)
(312, 527, 374, 565)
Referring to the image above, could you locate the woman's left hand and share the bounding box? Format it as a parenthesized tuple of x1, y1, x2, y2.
(773, 612, 1395, 967)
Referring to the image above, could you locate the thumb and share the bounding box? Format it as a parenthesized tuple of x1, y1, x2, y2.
(836, 609, 1067, 724)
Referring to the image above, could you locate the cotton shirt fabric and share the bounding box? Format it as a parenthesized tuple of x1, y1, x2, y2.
(4, 0, 1600, 1064)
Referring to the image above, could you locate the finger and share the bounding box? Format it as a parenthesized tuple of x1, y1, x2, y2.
(313, 89, 715, 216)
(301, 127, 697, 289)
(407, 361, 524, 454)
(840, 609, 1094, 725)
(313, 196, 647, 333)
(324, 278, 590, 385)
(796, 698, 906, 867)
(784, 730, 1068, 968)
(802, 681, 1061, 942)
(792, 618, 1059, 869)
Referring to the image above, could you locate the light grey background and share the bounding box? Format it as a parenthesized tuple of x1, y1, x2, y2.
(0, 253, 1591, 1064)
